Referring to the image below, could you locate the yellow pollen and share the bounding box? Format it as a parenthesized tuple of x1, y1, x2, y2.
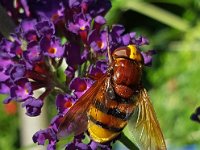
(24, 88, 29, 95)
(80, 26, 85, 31)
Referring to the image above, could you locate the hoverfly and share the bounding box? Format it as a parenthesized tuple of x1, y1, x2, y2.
(58, 33, 166, 150)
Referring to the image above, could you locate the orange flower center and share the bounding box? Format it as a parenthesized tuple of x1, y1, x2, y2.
(64, 101, 73, 108)
(48, 47, 57, 54)
(78, 83, 87, 91)
(97, 41, 104, 49)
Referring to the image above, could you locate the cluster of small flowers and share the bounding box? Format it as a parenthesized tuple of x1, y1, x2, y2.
(0, 0, 155, 149)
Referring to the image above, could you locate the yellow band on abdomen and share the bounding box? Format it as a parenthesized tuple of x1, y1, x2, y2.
(88, 120, 120, 143)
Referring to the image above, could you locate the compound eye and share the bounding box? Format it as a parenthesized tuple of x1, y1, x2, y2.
(112, 45, 143, 63)
(112, 46, 131, 59)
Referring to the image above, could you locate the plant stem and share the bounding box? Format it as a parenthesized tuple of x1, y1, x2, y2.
(119, 132, 139, 150)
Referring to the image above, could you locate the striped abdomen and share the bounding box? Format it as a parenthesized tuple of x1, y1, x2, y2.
(87, 85, 137, 143)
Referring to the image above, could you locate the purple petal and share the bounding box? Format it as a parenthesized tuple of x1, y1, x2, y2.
(20, 19, 37, 33)
(141, 50, 156, 66)
(111, 24, 125, 36)
(0, 82, 10, 94)
(122, 34, 131, 46)
(3, 97, 12, 104)
(93, 15, 106, 30)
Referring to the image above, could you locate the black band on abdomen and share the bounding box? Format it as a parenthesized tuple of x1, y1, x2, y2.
(88, 115, 124, 132)
(94, 101, 133, 121)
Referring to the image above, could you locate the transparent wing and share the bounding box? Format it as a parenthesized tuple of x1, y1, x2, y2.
(130, 88, 167, 150)
(57, 74, 107, 139)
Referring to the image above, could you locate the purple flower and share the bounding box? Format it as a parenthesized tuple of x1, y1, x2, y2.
(40, 36, 65, 58)
(69, 77, 94, 98)
(0, 18, 68, 116)
(88, 29, 107, 53)
(56, 94, 77, 114)
(22, 97, 43, 116)
(10, 78, 32, 101)
(67, 13, 92, 43)
(67, 13, 91, 35)
(63, 0, 110, 43)
(32, 114, 62, 149)
(33, 127, 57, 149)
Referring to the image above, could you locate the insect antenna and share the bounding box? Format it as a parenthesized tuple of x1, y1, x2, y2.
(106, 26, 112, 64)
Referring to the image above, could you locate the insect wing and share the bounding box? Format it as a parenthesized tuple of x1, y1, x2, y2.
(131, 88, 167, 150)
(57, 74, 107, 139)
